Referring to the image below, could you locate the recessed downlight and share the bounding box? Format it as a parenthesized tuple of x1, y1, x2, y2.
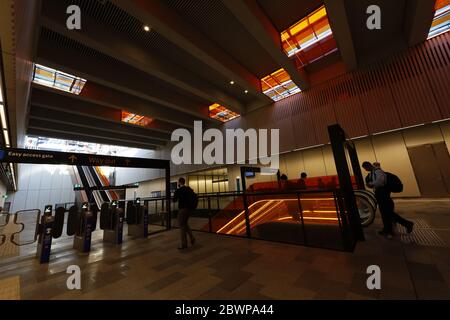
(230, 80, 235, 85)
(144, 25, 151, 32)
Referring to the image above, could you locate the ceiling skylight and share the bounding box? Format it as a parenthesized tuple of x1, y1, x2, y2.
(209, 103, 240, 122)
(121, 111, 154, 128)
(428, 0, 450, 39)
(33, 64, 87, 95)
(281, 5, 337, 68)
(261, 68, 301, 102)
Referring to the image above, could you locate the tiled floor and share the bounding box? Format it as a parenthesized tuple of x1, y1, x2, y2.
(0, 199, 449, 300)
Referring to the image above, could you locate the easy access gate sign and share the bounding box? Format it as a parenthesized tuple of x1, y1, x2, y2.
(0, 148, 169, 169)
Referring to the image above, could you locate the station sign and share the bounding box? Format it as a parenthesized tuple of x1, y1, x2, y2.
(0, 148, 169, 169)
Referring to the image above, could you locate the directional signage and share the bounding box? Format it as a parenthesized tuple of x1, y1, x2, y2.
(44, 205, 52, 216)
(0, 148, 169, 169)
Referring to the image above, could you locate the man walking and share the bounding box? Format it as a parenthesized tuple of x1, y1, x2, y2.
(362, 161, 414, 238)
(173, 177, 196, 249)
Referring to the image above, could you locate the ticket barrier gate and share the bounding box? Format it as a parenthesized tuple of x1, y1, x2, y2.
(5, 204, 98, 264)
(127, 199, 149, 239)
(71, 204, 97, 253)
(100, 201, 124, 245)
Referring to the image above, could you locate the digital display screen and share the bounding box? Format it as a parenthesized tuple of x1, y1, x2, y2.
(245, 171, 255, 178)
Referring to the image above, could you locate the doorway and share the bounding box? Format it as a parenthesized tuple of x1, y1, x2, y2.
(407, 143, 450, 197)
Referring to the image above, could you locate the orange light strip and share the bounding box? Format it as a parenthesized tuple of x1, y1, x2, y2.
(209, 103, 240, 122)
(278, 216, 338, 222)
(280, 5, 337, 67)
(217, 198, 338, 235)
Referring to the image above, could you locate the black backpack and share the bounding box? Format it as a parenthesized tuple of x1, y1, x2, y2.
(186, 187, 199, 210)
(385, 172, 403, 193)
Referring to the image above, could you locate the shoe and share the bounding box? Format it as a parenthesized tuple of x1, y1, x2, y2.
(178, 246, 187, 250)
(191, 238, 196, 246)
(378, 230, 387, 235)
(385, 233, 394, 239)
(406, 222, 414, 234)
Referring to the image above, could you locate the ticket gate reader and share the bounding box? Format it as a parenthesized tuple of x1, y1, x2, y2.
(36, 205, 54, 263)
(73, 203, 96, 253)
(127, 198, 149, 239)
(102, 201, 124, 245)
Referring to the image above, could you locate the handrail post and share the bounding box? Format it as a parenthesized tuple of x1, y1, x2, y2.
(243, 193, 251, 238)
(335, 189, 352, 251)
(296, 192, 308, 246)
(208, 196, 212, 233)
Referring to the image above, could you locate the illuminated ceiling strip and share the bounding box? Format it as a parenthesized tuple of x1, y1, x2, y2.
(0, 105, 8, 130)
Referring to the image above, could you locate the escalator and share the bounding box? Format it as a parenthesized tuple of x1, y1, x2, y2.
(76, 165, 94, 203)
(86, 166, 110, 202)
(75, 165, 113, 209)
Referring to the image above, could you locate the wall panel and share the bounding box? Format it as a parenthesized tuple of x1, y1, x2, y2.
(402, 124, 444, 147)
(227, 33, 449, 155)
(371, 132, 421, 197)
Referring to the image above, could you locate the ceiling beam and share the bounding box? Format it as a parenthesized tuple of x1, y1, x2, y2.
(40, 0, 244, 114)
(112, 0, 271, 105)
(36, 35, 211, 124)
(27, 117, 162, 149)
(27, 127, 157, 151)
(404, 0, 436, 46)
(29, 104, 172, 141)
(324, 0, 358, 70)
(221, 0, 310, 90)
(30, 59, 200, 129)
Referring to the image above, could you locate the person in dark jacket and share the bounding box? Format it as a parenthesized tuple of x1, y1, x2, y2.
(173, 177, 196, 249)
(362, 161, 414, 238)
(298, 172, 307, 189)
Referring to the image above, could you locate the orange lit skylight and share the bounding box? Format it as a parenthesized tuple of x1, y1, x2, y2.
(121, 111, 153, 127)
(281, 5, 337, 68)
(209, 103, 240, 122)
(428, 0, 450, 39)
(261, 68, 301, 102)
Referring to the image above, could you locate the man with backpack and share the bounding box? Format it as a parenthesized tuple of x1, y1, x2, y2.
(173, 177, 197, 250)
(362, 161, 414, 238)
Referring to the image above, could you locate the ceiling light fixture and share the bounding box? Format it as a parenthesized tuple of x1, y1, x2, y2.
(230, 81, 235, 85)
(244, 90, 248, 94)
(144, 25, 151, 32)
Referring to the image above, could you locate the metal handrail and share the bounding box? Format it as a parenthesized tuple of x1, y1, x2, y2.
(0, 212, 10, 227)
(10, 209, 41, 246)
